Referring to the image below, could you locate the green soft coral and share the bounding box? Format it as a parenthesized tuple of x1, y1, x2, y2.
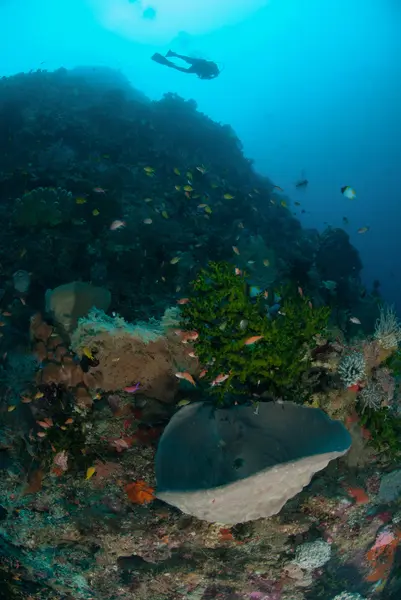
(180, 261, 330, 404)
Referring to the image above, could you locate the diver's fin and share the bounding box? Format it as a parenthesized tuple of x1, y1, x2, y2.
(151, 53, 173, 67)
(166, 49, 176, 58)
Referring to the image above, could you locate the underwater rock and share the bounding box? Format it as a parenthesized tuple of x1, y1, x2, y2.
(155, 401, 351, 524)
(12, 269, 31, 293)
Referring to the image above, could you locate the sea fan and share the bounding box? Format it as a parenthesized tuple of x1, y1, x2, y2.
(374, 304, 401, 350)
(358, 382, 383, 413)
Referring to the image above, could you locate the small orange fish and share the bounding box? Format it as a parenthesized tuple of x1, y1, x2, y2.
(234, 267, 242, 276)
(174, 329, 199, 343)
(199, 368, 208, 378)
(244, 335, 264, 346)
(298, 286, 303, 297)
(211, 373, 230, 387)
(177, 298, 190, 305)
(64, 418, 74, 425)
(175, 372, 196, 386)
(36, 417, 53, 429)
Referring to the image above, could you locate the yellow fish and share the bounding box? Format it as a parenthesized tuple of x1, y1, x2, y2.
(223, 194, 235, 200)
(85, 466, 96, 480)
(170, 256, 181, 264)
(205, 206, 212, 214)
(7, 405, 16, 412)
(144, 197, 152, 203)
(183, 185, 193, 192)
(186, 171, 193, 180)
(197, 203, 207, 208)
(82, 347, 94, 360)
(144, 166, 155, 174)
(263, 259, 270, 267)
(162, 211, 169, 219)
(92, 209, 100, 216)
(173, 168, 180, 175)
(175, 185, 181, 191)
(211, 182, 219, 188)
(280, 201, 287, 208)
(34, 391, 44, 400)
(177, 399, 191, 407)
(75, 196, 87, 204)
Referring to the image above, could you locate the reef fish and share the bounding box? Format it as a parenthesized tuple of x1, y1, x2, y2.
(110, 220, 126, 231)
(124, 383, 140, 393)
(211, 373, 230, 386)
(341, 186, 356, 200)
(175, 372, 196, 386)
(244, 335, 264, 345)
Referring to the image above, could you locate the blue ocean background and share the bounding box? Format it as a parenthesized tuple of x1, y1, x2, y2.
(1, 0, 400, 309)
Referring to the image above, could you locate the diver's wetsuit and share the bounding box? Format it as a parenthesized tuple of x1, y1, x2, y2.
(151, 50, 220, 79)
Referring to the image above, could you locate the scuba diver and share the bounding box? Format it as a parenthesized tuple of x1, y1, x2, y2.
(151, 50, 220, 80)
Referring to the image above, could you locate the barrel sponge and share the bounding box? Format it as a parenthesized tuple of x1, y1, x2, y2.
(45, 282, 111, 334)
(155, 401, 351, 524)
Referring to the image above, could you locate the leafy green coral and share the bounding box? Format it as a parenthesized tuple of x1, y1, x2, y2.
(14, 186, 73, 228)
(180, 261, 330, 404)
(358, 406, 401, 459)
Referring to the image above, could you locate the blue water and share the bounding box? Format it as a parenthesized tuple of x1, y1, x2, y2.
(1, 0, 400, 308)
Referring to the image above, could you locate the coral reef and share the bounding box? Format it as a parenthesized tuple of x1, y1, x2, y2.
(0, 66, 400, 600)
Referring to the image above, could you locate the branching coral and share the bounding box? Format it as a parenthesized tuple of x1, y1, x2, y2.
(374, 304, 401, 350)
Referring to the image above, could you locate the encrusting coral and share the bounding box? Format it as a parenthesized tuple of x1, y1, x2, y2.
(30, 312, 96, 409)
(70, 308, 196, 401)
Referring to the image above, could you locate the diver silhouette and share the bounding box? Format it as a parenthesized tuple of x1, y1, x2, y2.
(151, 50, 220, 80)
